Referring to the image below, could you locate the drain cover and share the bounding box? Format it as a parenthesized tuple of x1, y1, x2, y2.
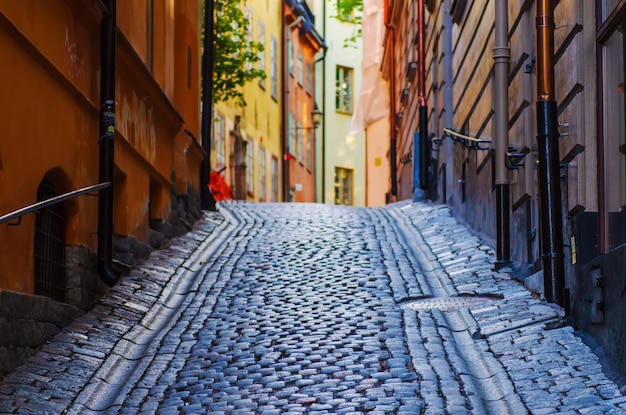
(401, 295, 498, 312)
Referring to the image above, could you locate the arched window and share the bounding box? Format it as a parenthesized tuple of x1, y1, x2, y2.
(34, 180, 66, 301)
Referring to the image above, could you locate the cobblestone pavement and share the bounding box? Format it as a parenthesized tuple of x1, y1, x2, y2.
(0, 201, 625, 414)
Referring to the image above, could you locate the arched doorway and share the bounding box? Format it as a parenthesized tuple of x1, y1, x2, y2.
(33, 179, 66, 301)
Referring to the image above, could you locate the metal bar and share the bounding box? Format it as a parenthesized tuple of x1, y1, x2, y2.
(443, 128, 492, 144)
(0, 182, 110, 225)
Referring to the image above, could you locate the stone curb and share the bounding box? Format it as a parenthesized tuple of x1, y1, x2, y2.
(389, 201, 626, 414)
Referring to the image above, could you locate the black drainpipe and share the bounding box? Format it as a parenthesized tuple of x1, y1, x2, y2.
(536, 0, 565, 308)
(200, 0, 217, 211)
(417, 0, 430, 193)
(97, 0, 120, 287)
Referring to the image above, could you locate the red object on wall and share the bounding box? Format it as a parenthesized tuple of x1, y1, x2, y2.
(209, 170, 233, 201)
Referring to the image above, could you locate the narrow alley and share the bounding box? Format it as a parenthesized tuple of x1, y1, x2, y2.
(1, 202, 624, 414)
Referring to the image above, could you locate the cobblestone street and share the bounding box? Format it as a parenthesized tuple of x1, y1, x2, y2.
(1, 202, 625, 414)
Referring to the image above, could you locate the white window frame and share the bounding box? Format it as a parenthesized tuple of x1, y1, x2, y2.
(336, 66, 353, 113)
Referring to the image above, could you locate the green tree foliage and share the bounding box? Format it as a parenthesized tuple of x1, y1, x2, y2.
(204, 0, 266, 107)
(333, 0, 363, 47)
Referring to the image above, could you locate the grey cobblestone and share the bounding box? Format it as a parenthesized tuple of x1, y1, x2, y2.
(0, 202, 623, 414)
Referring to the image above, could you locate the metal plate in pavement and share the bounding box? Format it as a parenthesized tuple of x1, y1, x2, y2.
(401, 295, 498, 312)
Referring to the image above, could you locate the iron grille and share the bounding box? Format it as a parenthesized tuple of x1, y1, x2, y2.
(34, 180, 66, 301)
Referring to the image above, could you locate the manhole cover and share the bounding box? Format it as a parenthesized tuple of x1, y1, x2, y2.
(401, 295, 498, 312)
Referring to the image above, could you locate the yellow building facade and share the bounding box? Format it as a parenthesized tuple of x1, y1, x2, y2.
(213, 0, 283, 202)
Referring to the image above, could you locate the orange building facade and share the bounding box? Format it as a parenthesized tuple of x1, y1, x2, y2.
(0, 0, 203, 306)
(283, 0, 324, 203)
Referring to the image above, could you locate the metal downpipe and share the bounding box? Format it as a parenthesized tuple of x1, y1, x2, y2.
(97, 0, 120, 287)
(419, 105, 429, 191)
(494, 0, 511, 267)
(321, 0, 327, 203)
(201, 0, 217, 211)
(417, 0, 430, 192)
(536, 0, 565, 307)
(384, 0, 397, 197)
(442, 0, 454, 203)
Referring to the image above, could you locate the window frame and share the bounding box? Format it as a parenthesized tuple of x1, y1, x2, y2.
(245, 137, 254, 195)
(271, 35, 278, 100)
(306, 129, 312, 171)
(259, 146, 266, 201)
(297, 53, 304, 86)
(297, 123, 304, 164)
(334, 167, 354, 205)
(245, 6, 253, 71)
(258, 20, 266, 88)
(335, 65, 354, 114)
(306, 62, 312, 95)
(271, 156, 279, 202)
(214, 113, 226, 170)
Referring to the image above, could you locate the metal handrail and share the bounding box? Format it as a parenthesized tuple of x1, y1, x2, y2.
(0, 182, 110, 225)
(443, 128, 492, 150)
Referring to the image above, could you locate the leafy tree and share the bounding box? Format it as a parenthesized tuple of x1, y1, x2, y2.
(203, 0, 266, 107)
(333, 0, 363, 47)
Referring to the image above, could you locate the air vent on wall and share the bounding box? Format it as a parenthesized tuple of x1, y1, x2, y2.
(400, 87, 410, 106)
(406, 61, 417, 83)
(395, 111, 404, 128)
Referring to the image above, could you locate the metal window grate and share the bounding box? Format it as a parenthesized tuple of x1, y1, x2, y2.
(34, 180, 66, 301)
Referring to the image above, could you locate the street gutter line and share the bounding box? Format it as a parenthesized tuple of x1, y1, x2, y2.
(388, 206, 527, 414)
(66, 205, 251, 413)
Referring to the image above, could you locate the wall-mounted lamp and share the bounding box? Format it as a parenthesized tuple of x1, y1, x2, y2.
(297, 103, 323, 130)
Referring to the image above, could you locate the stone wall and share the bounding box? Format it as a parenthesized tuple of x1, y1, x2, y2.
(0, 290, 79, 374)
(0, 185, 203, 376)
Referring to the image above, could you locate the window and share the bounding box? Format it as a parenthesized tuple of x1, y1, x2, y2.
(288, 112, 295, 156)
(598, 9, 626, 250)
(214, 113, 226, 170)
(259, 146, 266, 201)
(271, 35, 278, 99)
(297, 53, 303, 85)
(245, 7, 253, 71)
(288, 39, 294, 76)
(246, 138, 254, 195)
(306, 62, 312, 95)
(336, 66, 353, 113)
(297, 124, 304, 163)
(258, 20, 265, 87)
(334, 167, 353, 205)
(306, 129, 312, 171)
(271, 156, 279, 202)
